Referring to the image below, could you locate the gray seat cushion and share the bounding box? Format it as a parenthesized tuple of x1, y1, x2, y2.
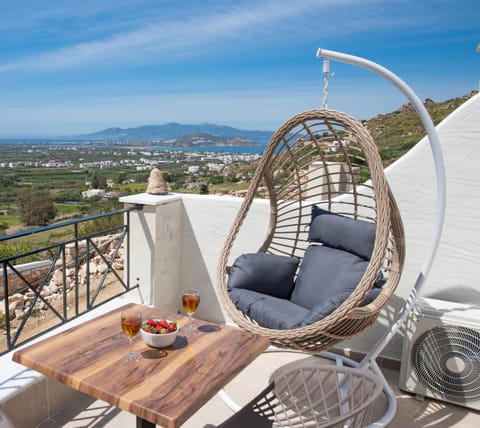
(309, 206, 376, 260)
(290, 245, 368, 310)
(229, 287, 380, 330)
(229, 288, 308, 330)
(295, 288, 381, 327)
(226, 207, 381, 330)
(227, 253, 299, 299)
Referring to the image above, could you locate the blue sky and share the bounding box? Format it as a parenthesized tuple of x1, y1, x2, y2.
(0, 0, 479, 137)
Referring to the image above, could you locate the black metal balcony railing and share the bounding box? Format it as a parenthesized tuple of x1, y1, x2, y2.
(0, 205, 142, 356)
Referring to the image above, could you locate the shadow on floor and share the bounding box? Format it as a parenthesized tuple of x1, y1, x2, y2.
(38, 394, 122, 428)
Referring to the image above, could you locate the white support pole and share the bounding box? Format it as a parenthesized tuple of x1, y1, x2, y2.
(316, 48, 446, 364)
(316, 48, 446, 427)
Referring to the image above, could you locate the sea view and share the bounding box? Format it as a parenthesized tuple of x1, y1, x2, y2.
(0, 139, 265, 154)
(151, 145, 265, 155)
(1, 2, 479, 427)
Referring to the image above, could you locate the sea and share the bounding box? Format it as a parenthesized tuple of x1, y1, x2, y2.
(0, 139, 267, 155)
(150, 145, 265, 155)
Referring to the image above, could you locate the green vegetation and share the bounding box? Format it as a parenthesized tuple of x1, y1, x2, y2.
(78, 201, 124, 237)
(16, 192, 57, 226)
(55, 204, 85, 215)
(366, 91, 478, 166)
(0, 240, 36, 263)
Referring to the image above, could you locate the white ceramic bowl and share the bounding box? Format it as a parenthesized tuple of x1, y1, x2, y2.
(140, 320, 178, 348)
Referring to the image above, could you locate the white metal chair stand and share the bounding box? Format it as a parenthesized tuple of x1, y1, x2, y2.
(214, 48, 446, 428)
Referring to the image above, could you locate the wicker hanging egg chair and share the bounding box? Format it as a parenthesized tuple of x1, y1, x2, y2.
(216, 108, 405, 353)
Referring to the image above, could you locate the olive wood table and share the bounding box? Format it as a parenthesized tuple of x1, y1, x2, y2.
(13, 302, 270, 428)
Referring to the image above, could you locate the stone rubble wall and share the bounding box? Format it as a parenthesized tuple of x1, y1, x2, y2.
(0, 234, 124, 322)
(0, 262, 51, 300)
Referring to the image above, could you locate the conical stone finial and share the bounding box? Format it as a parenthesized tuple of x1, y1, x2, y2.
(146, 167, 170, 195)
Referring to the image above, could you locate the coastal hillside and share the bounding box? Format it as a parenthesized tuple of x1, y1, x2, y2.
(366, 90, 478, 165)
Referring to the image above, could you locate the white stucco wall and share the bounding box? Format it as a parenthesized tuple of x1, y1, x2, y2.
(178, 194, 270, 324)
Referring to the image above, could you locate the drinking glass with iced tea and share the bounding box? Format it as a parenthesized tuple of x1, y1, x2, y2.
(120, 309, 142, 362)
(181, 289, 200, 335)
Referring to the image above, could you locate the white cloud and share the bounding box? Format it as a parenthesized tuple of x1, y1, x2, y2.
(0, 64, 20, 73)
(1, 0, 377, 72)
(2, 0, 479, 75)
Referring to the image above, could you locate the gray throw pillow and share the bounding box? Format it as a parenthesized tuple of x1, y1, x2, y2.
(227, 253, 299, 299)
(290, 245, 368, 310)
(309, 206, 376, 260)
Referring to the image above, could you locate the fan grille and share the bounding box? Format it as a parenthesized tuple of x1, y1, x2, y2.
(413, 325, 480, 403)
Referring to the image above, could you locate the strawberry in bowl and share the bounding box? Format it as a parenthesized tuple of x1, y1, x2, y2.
(141, 319, 178, 347)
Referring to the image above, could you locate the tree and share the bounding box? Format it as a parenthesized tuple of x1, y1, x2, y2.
(209, 175, 224, 185)
(91, 171, 107, 189)
(116, 172, 128, 185)
(16, 192, 57, 226)
(0, 221, 8, 236)
(227, 172, 240, 183)
(198, 183, 209, 195)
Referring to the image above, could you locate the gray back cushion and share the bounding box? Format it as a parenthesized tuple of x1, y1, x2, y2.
(290, 245, 368, 310)
(227, 253, 299, 299)
(309, 206, 376, 260)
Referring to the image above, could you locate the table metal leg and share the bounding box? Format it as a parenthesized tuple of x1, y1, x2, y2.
(136, 417, 156, 428)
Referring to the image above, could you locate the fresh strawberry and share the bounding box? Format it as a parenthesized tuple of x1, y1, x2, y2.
(142, 319, 178, 335)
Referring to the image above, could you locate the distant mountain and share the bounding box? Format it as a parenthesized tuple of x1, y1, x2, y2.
(77, 122, 273, 146)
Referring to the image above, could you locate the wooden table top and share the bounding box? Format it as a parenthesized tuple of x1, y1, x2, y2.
(13, 302, 270, 428)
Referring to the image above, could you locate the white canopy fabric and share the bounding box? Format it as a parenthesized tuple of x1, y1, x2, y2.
(346, 93, 480, 358)
(387, 92, 480, 304)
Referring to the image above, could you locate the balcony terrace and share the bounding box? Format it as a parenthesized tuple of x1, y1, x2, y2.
(1, 190, 479, 427)
(2, 92, 480, 427)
